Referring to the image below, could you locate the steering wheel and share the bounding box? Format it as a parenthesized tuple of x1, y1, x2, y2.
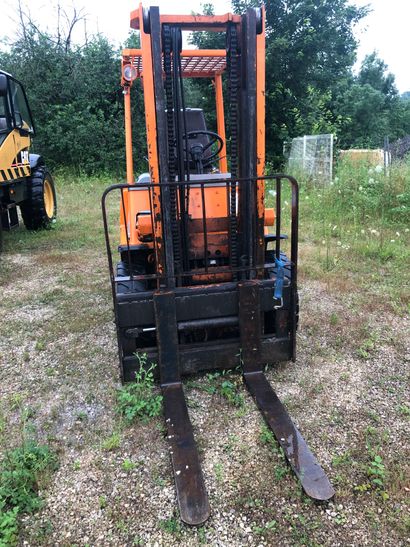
(184, 130, 224, 167)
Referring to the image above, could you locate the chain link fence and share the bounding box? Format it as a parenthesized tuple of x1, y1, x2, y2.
(389, 135, 410, 161)
(284, 134, 334, 186)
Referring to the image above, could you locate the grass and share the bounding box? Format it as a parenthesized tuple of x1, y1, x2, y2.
(214, 462, 224, 482)
(188, 370, 245, 407)
(121, 458, 137, 472)
(253, 519, 278, 535)
(1, 170, 118, 256)
(259, 423, 290, 481)
(101, 432, 121, 451)
(158, 516, 182, 537)
(0, 441, 58, 545)
(290, 157, 410, 312)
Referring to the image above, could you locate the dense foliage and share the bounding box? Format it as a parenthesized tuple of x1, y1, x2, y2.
(0, 1, 409, 173)
(0, 442, 58, 545)
(0, 21, 146, 175)
(231, 1, 409, 161)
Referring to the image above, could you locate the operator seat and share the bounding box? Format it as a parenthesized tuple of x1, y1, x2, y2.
(179, 108, 210, 155)
(137, 108, 226, 182)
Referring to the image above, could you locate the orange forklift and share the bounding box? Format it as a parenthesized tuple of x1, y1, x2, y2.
(102, 4, 334, 525)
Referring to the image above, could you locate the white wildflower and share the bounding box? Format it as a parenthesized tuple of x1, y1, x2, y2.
(374, 165, 383, 173)
(390, 239, 395, 243)
(368, 168, 374, 174)
(337, 241, 342, 246)
(333, 225, 337, 231)
(368, 178, 374, 184)
(322, 240, 326, 245)
(359, 186, 363, 191)
(396, 232, 400, 237)
(361, 229, 365, 234)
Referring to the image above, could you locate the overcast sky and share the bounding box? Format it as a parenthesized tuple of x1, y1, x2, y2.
(0, 0, 409, 92)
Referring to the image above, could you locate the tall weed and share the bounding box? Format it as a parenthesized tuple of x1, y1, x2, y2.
(286, 157, 409, 307)
(117, 354, 163, 422)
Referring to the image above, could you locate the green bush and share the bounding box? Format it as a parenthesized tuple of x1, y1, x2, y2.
(219, 380, 244, 407)
(0, 443, 58, 513)
(0, 504, 19, 546)
(117, 355, 162, 422)
(0, 442, 58, 545)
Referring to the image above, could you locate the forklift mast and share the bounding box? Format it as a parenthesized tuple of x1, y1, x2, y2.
(102, 4, 334, 525)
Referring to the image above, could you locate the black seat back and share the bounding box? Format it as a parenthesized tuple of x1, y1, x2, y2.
(177, 108, 212, 162)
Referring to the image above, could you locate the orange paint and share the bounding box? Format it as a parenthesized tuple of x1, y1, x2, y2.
(255, 7, 266, 274)
(214, 74, 228, 173)
(130, 11, 240, 31)
(120, 4, 271, 279)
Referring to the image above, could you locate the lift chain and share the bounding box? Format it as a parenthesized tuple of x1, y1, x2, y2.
(226, 24, 239, 278)
(163, 25, 182, 276)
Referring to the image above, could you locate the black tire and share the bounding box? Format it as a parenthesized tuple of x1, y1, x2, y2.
(115, 260, 147, 294)
(266, 250, 292, 279)
(115, 259, 156, 358)
(20, 166, 57, 230)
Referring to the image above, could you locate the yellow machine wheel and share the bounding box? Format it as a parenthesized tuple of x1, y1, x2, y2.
(20, 166, 57, 230)
(43, 176, 55, 220)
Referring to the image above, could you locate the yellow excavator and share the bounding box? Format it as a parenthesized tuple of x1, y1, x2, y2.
(0, 70, 57, 250)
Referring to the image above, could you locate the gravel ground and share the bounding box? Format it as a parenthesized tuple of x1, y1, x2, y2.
(0, 199, 409, 546)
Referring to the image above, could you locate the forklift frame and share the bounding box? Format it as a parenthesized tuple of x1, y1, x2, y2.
(102, 4, 334, 525)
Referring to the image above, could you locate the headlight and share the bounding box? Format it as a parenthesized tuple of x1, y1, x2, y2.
(123, 64, 138, 82)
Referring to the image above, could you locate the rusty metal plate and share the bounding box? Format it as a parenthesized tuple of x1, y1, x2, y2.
(162, 383, 210, 525)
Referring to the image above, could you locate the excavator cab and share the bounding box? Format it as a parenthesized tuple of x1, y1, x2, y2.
(102, 3, 334, 525)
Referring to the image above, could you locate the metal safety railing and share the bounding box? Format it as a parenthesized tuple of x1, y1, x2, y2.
(101, 174, 299, 292)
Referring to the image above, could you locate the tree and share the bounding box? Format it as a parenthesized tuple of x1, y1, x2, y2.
(231, 0, 369, 164)
(358, 52, 397, 98)
(0, 4, 146, 175)
(334, 83, 389, 148)
(333, 53, 409, 148)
